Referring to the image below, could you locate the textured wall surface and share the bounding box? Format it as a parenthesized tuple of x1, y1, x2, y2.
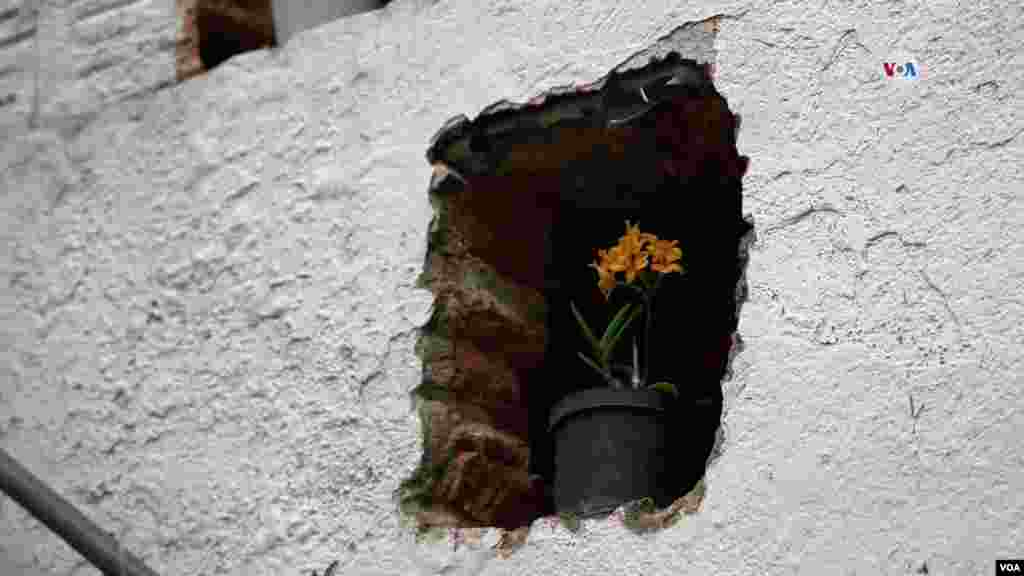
(271, 0, 382, 45)
(0, 0, 175, 129)
(1, 1, 1021, 575)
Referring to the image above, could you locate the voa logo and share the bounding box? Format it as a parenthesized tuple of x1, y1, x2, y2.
(883, 61, 919, 79)
(997, 560, 1023, 574)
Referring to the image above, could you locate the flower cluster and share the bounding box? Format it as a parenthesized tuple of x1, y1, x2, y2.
(590, 221, 683, 298)
(570, 221, 685, 391)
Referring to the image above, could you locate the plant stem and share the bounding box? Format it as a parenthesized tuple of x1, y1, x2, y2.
(632, 336, 640, 388)
(641, 274, 663, 388)
(618, 282, 648, 300)
(579, 352, 621, 388)
(614, 276, 658, 388)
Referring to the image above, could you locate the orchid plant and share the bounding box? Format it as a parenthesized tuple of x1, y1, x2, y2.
(570, 221, 683, 395)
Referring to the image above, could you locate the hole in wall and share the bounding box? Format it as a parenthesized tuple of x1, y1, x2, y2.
(400, 24, 752, 533)
(179, 1, 394, 80)
(195, 0, 277, 71)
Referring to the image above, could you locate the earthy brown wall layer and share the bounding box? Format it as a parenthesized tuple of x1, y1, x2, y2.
(177, 0, 203, 81)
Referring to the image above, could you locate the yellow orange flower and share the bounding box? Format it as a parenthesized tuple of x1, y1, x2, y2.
(597, 245, 626, 274)
(589, 261, 617, 298)
(619, 221, 657, 256)
(615, 221, 653, 285)
(647, 238, 683, 274)
(622, 250, 647, 284)
(590, 221, 683, 298)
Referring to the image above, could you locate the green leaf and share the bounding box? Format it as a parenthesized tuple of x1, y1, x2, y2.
(570, 301, 602, 358)
(648, 381, 679, 398)
(578, 353, 622, 388)
(599, 304, 642, 365)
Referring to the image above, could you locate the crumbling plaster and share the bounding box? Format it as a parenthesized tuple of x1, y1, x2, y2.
(1, 0, 1021, 575)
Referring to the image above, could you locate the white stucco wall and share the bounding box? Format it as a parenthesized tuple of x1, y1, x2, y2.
(271, 0, 384, 45)
(1, 1, 1021, 574)
(0, 0, 175, 130)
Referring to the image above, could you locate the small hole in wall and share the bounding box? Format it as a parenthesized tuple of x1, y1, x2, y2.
(195, 0, 277, 71)
(401, 52, 752, 531)
(179, 1, 395, 79)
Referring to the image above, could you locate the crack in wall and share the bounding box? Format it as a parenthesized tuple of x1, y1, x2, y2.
(764, 204, 842, 234)
(918, 270, 961, 328)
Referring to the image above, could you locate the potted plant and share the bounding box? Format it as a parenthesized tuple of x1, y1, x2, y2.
(548, 220, 694, 517)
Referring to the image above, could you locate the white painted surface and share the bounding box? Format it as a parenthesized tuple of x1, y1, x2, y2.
(272, 0, 383, 45)
(0, 0, 174, 129)
(1, 0, 1021, 574)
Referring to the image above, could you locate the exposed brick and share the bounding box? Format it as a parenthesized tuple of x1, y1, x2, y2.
(420, 255, 546, 360)
(415, 398, 543, 527)
(176, 0, 202, 80)
(412, 178, 548, 527)
(445, 422, 529, 471)
(435, 450, 539, 527)
(441, 172, 561, 292)
(421, 400, 497, 465)
(420, 337, 524, 414)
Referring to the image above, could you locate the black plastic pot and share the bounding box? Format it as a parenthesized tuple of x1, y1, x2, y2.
(548, 387, 699, 517)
